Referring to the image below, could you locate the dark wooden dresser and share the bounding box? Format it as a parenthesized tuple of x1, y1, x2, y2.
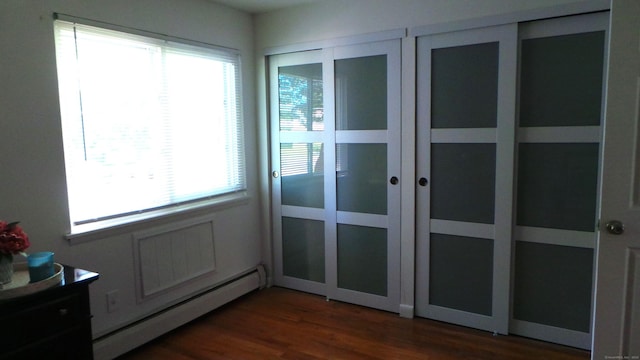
(0, 264, 99, 359)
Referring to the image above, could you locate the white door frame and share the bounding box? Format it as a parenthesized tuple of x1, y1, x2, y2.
(592, 1, 640, 358)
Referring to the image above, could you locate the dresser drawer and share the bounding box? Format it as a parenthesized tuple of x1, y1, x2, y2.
(1, 325, 92, 360)
(0, 264, 98, 360)
(0, 292, 86, 350)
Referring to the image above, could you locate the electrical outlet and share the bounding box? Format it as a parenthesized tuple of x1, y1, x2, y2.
(106, 290, 120, 313)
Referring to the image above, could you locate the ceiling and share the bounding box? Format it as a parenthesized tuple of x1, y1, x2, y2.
(208, 0, 318, 14)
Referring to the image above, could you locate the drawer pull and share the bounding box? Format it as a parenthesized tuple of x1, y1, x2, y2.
(59, 308, 69, 316)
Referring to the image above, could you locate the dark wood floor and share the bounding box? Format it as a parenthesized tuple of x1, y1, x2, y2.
(117, 287, 590, 360)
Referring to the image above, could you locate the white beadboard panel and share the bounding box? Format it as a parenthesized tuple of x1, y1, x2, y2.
(133, 215, 217, 302)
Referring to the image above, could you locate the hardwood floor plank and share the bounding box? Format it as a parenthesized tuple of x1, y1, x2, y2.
(117, 287, 590, 360)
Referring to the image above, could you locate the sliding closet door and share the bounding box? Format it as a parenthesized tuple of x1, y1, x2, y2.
(328, 40, 401, 311)
(271, 39, 401, 312)
(511, 12, 608, 349)
(415, 24, 517, 334)
(270, 50, 327, 295)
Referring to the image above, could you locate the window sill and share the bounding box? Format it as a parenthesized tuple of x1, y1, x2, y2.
(65, 191, 250, 245)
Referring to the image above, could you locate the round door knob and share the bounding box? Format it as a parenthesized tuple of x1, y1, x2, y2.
(605, 220, 624, 235)
(418, 177, 428, 186)
(390, 176, 399, 185)
(272, 171, 279, 178)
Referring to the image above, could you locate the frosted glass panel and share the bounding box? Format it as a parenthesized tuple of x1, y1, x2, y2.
(514, 241, 593, 332)
(282, 217, 325, 283)
(336, 143, 387, 215)
(429, 233, 493, 315)
(431, 143, 496, 224)
(279, 64, 324, 131)
(281, 143, 324, 208)
(337, 224, 387, 296)
(431, 42, 498, 128)
(335, 55, 387, 130)
(517, 143, 599, 232)
(520, 31, 605, 127)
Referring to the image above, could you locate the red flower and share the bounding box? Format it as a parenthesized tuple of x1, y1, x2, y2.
(0, 221, 30, 256)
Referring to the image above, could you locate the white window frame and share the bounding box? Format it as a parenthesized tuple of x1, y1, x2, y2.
(53, 15, 247, 239)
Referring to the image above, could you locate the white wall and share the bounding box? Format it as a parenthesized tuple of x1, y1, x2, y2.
(0, 0, 261, 339)
(255, 0, 593, 49)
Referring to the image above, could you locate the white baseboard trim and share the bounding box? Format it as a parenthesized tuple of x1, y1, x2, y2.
(399, 303, 414, 318)
(93, 268, 263, 360)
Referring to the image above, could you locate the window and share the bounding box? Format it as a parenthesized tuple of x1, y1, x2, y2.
(53, 19, 245, 230)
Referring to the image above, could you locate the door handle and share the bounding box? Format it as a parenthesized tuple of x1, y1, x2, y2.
(390, 176, 399, 185)
(418, 177, 428, 186)
(605, 220, 624, 235)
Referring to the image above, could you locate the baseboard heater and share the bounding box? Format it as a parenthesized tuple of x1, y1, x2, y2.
(93, 265, 266, 360)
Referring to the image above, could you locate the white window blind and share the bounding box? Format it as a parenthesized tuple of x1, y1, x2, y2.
(54, 19, 245, 227)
